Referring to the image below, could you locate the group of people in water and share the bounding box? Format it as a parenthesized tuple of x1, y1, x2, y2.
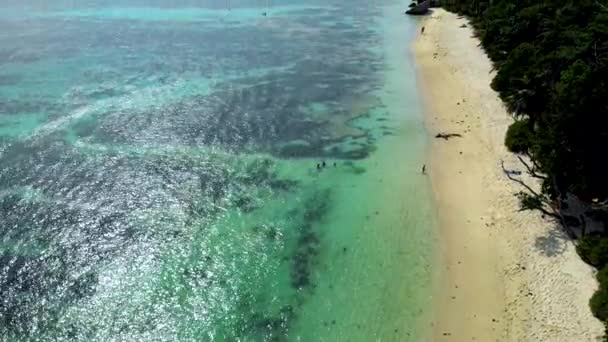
(316, 161, 337, 170)
(315, 160, 426, 174)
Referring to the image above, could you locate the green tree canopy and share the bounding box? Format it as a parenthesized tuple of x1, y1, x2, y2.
(445, 0, 608, 201)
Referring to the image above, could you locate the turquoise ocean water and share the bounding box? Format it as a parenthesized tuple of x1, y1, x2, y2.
(0, 1, 436, 340)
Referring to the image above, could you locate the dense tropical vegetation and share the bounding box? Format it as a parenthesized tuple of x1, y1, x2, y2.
(443, 0, 608, 333)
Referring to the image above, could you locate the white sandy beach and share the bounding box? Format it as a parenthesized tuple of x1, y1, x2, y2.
(413, 9, 604, 341)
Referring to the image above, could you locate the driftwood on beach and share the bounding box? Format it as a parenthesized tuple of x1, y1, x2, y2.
(435, 132, 462, 140)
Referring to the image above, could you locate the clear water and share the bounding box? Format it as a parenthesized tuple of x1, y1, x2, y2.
(0, 1, 436, 341)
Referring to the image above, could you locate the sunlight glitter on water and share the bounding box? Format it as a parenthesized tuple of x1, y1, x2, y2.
(0, 1, 434, 341)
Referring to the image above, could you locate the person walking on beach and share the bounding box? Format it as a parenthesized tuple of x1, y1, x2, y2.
(421, 26, 425, 35)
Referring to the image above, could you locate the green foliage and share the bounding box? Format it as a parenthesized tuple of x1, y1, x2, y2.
(574, 234, 608, 326)
(516, 191, 544, 211)
(577, 235, 608, 268)
(445, 0, 608, 201)
(591, 266, 608, 324)
(505, 119, 533, 153)
(577, 235, 608, 325)
(598, 266, 608, 286)
(591, 281, 608, 322)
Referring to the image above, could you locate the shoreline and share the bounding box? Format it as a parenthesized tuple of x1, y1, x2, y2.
(412, 9, 604, 341)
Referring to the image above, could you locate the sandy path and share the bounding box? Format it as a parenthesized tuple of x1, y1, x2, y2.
(412, 9, 604, 342)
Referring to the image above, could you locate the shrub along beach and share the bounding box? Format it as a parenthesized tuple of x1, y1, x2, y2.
(414, 1, 608, 340)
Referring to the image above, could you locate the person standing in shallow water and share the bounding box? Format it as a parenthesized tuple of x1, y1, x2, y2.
(422, 164, 426, 174)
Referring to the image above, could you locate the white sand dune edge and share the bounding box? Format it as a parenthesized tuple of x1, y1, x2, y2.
(412, 8, 604, 342)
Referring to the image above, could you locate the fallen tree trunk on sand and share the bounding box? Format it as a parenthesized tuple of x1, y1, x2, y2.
(435, 132, 462, 140)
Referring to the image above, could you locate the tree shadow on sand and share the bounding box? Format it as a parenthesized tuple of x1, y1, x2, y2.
(534, 226, 568, 257)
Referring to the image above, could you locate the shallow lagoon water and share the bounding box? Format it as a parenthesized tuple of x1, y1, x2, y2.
(0, 1, 435, 341)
